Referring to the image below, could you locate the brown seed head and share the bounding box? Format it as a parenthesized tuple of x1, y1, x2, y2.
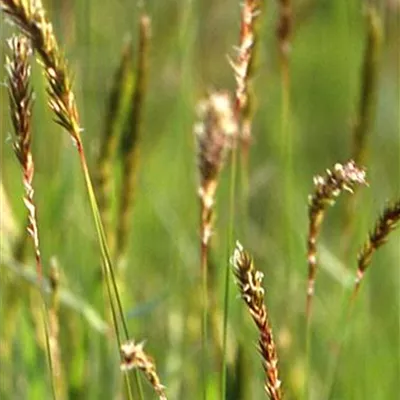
(120, 340, 167, 400)
(6, 35, 33, 167)
(306, 160, 367, 318)
(194, 91, 237, 191)
(1, 0, 80, 141)
(309, 161, 367, 215)
(357, 199, 400, 277)
(232, 242, 283, 400)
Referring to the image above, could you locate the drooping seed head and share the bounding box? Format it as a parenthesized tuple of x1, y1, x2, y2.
(120, 340, 167, 400)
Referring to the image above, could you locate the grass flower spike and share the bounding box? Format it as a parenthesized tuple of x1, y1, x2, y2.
(6, 35, 40, 277)
(306, 160, 367, 318)
(6, 33, 63, 397)
(230, 0, 262, 157)
(194, 91, 236, 396)
(195, 91, 237, 250)
(353, 199, 400, 298)
(1, 0, 81, 145)
(120, 340, 167, 400)
(232, 242, 282, 400)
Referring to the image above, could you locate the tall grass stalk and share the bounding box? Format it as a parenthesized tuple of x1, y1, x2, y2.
(48, 260, 67, 400)
(342, 6, 382, 254)
(229, 0, 262, 177)
(6, 33, 57, 398)
(194, 91, 237, 400)
(324, 199, 400, 398)
(351, 199, 400, 303)
(0, 0, 128, 342)
(222, 2, 262, 396)
(276, 0, 292, 274)
(0, 1, 144, 397)
(231, 242, 283, 399)
(221, 138, 238, 399)
(306, 160, 367, 321)
(305, 161, 366, 397)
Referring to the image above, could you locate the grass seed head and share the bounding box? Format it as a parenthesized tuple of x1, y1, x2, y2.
(356, 199, 400, 286)
(306, 160, 367, 318)
(232, 242, 283, 400)
(195, 91, 237, 194)
(120, 340, 167, 400)
(2, 0, 81, 143)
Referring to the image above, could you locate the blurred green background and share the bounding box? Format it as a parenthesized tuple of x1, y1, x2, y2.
(0, 0, 399, 399)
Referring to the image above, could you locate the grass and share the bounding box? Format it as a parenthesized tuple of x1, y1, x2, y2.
(0, 1, 399, 399)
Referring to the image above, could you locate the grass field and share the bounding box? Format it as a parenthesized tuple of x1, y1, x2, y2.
(0, 1, 399, 399)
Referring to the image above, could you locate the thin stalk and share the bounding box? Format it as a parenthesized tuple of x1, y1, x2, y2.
(341, 6, 382, 256)
(48, 261, 67, 400)
(80, 152, 143, 398)
(231, 242, 283, 399)
(41, 299, 58, 400)
(221, 2, 263, 397)
(221, 140, 238, 400)
(6, 34, 57, 399)
(326, 200, 400, 398)
(200, 199, 210, 400)
(0, 2, 141, 397)
(305, 161, 367, 397)
(306, 161, 367, 322)
(195, 92, 237, 400)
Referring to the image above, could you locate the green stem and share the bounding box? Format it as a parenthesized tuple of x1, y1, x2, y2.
(78, 148, 142, 400)
(41, 296, 57, 399)
(221, 142, 238, 399)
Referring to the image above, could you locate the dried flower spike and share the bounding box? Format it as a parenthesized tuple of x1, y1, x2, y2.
(229, 0, 262, 155)
(1, 0, 81, 146)
(195, 91, 237, 248)
(6, 35, 42, 278)
(232, 242, 282, 400)
(194, 91, 236, 396)
(120, 340, 167, 400)
(353, 199, 400, 297)
(306, 160, 367, 318)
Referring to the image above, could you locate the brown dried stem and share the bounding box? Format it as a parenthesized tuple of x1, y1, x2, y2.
(120, 340, 167, 400)
(231, 242, 282, 400)
(353, 199, 400, 299)
(306, 161, 367, 319)
(116, 15, 151, 268)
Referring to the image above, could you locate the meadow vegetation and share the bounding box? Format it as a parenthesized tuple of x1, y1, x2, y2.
(0, 1, 399, 399)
